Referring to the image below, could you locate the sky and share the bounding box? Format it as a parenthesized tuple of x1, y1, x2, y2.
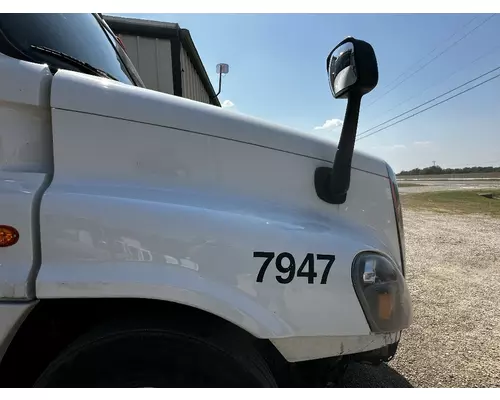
(115, 13, 500, 173)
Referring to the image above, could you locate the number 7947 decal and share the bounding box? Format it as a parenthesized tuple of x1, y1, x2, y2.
(253, 252, 335, 285)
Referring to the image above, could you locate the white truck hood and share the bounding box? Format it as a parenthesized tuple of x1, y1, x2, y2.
(50, 70, 388, 177)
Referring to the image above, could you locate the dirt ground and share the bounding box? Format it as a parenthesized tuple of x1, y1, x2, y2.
(341, 209, 500, 387)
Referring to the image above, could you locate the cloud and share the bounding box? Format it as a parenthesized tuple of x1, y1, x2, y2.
(314, 118, 343, 131)
(221, 99, 235, 108)
(413, 141, 432, 146)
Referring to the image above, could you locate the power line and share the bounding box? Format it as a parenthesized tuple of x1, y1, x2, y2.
(364, 13, 496, 109)
(372, 42, 500, 122)
(356, 69, 500, 141)
(365, 15, 480, 102)
(357, 72, 500, 141)
(357, 63, 500, 139)
(366, 14, 496, 108)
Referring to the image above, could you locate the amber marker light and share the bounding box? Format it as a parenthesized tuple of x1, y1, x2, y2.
(0, 225, 20, 247)
(378, 292, 394, 321)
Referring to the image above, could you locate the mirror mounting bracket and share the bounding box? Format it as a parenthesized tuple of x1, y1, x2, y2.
(314, 166, 347, 205)
(314, 92, 362, 205)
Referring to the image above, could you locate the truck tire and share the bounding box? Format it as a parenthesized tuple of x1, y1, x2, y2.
(33, 319, 277, 388)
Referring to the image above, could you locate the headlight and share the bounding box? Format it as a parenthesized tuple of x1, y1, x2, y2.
(352, 252, 412, 333)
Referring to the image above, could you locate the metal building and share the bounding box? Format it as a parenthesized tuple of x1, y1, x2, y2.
(103, 15, 221, 107)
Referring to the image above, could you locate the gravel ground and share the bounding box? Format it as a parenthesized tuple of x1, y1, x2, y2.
(341, 209, 500, 387)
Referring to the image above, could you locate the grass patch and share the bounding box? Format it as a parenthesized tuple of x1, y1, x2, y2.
(401, 189, 500, 218)
(397, 182, 423, 188)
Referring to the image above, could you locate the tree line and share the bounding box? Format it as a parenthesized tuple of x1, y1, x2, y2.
(397, 165, 500, 176)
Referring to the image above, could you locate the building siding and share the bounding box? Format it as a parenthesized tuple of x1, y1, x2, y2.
(118, 34, 174, 95)
(180, 47, 211, 104)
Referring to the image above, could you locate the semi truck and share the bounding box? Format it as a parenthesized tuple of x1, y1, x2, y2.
(0, 13, 412, 387)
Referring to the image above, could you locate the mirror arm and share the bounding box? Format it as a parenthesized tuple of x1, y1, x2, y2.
(314, 92, 362, 205)
(211, 71, 223, 100)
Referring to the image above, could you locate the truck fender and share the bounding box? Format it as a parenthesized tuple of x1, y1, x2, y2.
(37, 186, 390, 340)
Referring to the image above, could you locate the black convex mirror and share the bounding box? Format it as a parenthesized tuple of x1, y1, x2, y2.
(315, 37, 379, 205)
(327, 37, 378, 99)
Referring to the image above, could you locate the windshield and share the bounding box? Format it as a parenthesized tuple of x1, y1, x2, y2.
(0, 13, 144, 87)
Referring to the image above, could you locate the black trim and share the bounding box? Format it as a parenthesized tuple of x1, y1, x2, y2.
(103, 15, 181, 40)
(387, 163, 406, 275)
(170, 33, 183, 97)
(103, 15, 221, 107)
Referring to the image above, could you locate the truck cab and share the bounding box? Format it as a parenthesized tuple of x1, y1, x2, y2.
(0, 13, 411, 387)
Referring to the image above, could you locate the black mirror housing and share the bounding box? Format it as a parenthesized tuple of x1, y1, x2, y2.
(327, 37, 378, 99)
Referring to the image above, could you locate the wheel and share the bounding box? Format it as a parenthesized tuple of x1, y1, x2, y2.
(33, 319, 277, 388)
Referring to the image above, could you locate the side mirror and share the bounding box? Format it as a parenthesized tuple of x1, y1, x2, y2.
(315, 37, 379, 205)
(327, 37, 378, 99)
